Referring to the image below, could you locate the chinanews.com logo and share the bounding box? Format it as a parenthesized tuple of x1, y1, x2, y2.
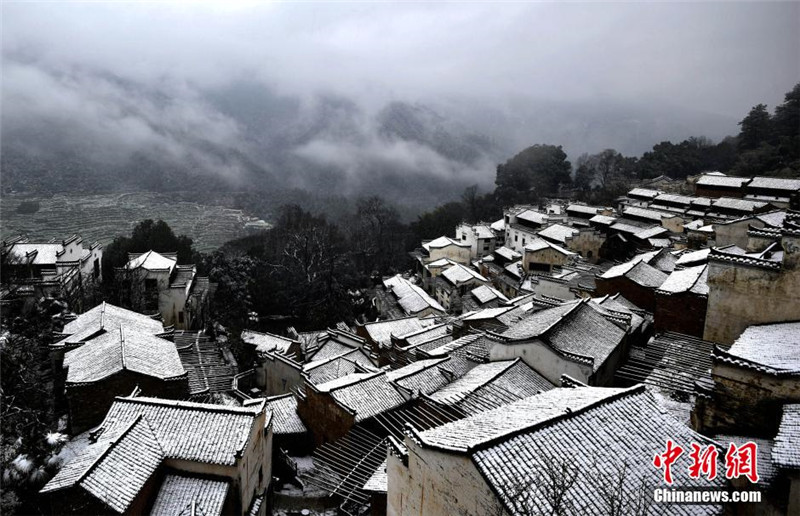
(651, 440, 762, 505)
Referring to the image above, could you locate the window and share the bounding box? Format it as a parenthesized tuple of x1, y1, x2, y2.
(178, 311, 184, 324)
(145, 278, 158, 291)
(587, 250, 593, 259)
(515, 235, 518, 242)
(93, 259, 100, 279)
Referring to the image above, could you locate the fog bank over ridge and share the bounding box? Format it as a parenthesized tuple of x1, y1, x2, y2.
(3, 2, 798, 205)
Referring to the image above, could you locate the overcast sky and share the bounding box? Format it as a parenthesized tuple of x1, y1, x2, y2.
(4, 1, 798, 116)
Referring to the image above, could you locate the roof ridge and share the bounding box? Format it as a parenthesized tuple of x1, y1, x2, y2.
(469, 385, 647, 453)
(114, 395, 263, 415)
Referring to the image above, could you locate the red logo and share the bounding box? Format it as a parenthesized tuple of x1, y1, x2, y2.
(653, 440, 759, 484)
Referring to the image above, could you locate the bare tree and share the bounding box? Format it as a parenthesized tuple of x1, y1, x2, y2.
(587, 459, 653, 516)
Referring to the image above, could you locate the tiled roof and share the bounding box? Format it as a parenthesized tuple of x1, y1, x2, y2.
(429, 359, 553, 415)
(723, 322, 800, 372)
(624, 261, 669, 287)
(712, 197, 768, 212)
(627, 188, 662, 199)
(494, 247, 522, 261)
(304, 349, 376, 385)
(362, 316, 432, 347)
(241, 330, 297, 354)
(441, 263, 487, 286)
(524, 237, 575, 256)
(327, 372, 407, 422)
(516, 210, 549, 225)
(388, 357, 461, 396)
(59, 302, 165, 343)
(400, 323, 451, 348)
(96, 396, 264, 466)
(42, 416, 164, 513)
(64, 327, 185, 384)
(306, 339, 356, 362)
(4, 242, 63, 265)
(362, 460, 388, 493)
(174, 333, 236, 394)
(653, 193, 694, 206)
(589, 214, 617, 225)
(265, 394, 307, 435)
(772, 404, 800, 470)
(696, 174, 749, 188)
(566, 204, 601, 215)
(756, 210, 788, 227)
(126, 250, 177, 271)
(490, 219, 505, 232)
(657, 265, 708, 295)
(423, 236, 469, 251)
(385, 275, 445, 314)
(675, 248, 710, 266)
(538, 224, 578, 244)
(420, 333, 495, 362)
(749, 176, 800, 191)
(471, 388, 726, 516)
(498, 301, 626, 371)
(634, 226, 669, 241)
(623, 206, 671, 222)
(471, 285, 508, 305)
(417, 386, 632, 451)
(150, 474, 229, 516)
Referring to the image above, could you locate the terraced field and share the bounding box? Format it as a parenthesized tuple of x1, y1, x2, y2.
(1, 192, 266, 252)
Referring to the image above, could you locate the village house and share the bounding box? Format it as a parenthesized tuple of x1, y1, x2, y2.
(356, 316, 438, 353)
(410, 236, 471, 269)
(432, 262, 488, 313)
(487, 298, 633, 386)
(118, 250, 215, 330)
(694, 173, 750, 198)
(62, 325, 190, 433)
(1, 234, 102, 310)
(503, 206, 550, 253)
(654, 263, 709, 338)
(455, 223, 500, 259)
(389, 385, 727, 516)
(744, 177, 800, 208)
(375, 274, 445, 318)
(241, 329, 303, 396)
(703, 211, 800, 344)
(41, 394, 271, 516)
(522, 237, 576, 273)
(595, 252, 670, 312)
(264, 393, 311, 455)
(693, 320, 800, 437)
(538, 222, 605, 263)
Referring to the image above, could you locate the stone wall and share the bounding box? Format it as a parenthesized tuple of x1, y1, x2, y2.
(388, 440, 505, 516)
(296, 386, 355, 445)
(703, 260, 800, 344)
(692, 363, 800, 437)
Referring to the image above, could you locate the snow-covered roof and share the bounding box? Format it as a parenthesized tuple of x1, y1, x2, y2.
(63, 326, 186, 384)
(150, 474, 230, 516)
(724, 321, 800, 372)
(441, 263, 487, 286)
(538, 223, 578, 244)
(241, 329, 297, 355)
(384, 274, 445, 315)
(772, 405, 800, 470)
(469, 387, 727, 516)
(675, 248, 710, 266)
(566, 204, 601, 215)
(589, 214, 617, 225)
(657, 265, 708, 295)
(126, 250, 178, 272)
(494, 246, 521, 261)
(634, 226, 668, 240)
(361, 316, 433, 347)
(516, 209, 549, 225)
(712, 197, 768, 213)
(423, 236, 469, 251)
(524, 237, 575, 256)
(363, 460, 388, 493)
(696, 174, 749, 188)
(265, 394, 308, 435)
(627, 188, 662, 199)
(748, 176, 800, 192)
(490, 218, 505, 232)
(471, 284, 509, 305)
